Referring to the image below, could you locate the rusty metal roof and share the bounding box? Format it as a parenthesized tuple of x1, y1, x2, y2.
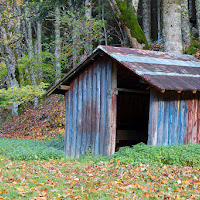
(100, 46, 200, 92)
(47, 45, 200, 95)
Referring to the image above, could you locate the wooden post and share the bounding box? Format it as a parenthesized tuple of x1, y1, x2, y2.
(110, 61, 117, 155)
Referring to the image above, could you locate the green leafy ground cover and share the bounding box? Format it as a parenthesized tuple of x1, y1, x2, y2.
(0, 139, 200, 199)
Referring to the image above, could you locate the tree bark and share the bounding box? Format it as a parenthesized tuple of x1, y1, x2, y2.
(102, 0, 108, 45)
(163, 0, 183, 54)
(142, 0, 151, 42)
(132, 0, 139, 12)
(85, 0, 93, 55)
(188, 0, 193, 18)
(55, 6, 61, 83)
(85, 0, 92, 19)
(196, 0, 200, 40)
(26, 7, 38, 106)
(0, 25, 19, 116)
(109, 0, 149, 49)
(181, 0, 191, 50)
(157, 0, 161, 40)
(36, 5, 42, 82)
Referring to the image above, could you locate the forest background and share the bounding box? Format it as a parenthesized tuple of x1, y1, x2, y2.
(0, 0, 200, 118)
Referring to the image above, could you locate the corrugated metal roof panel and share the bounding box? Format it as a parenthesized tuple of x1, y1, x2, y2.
(99, 45, 199, 61)
(99, 46, 200, 91)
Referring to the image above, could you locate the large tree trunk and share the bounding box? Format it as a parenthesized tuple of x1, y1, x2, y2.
(26, 7, 38, 106)
(36, 16, 42, 81)
(109, 0, 149, 49)
(0, 25, 19, 116)
(163, 0, 183, 54)
(85, 0, 93, 55)
(157, 0, 161, 40)
(14, 4, 24, 86)
(85, 0, 92, 19)
(55, 6, 61, 83)
(189, 0, 193, 18)
(102, 0, 108, 45)
(181, 0, 191, 50)
(196, 0, 200, 40)
(142, 0, 151, 42)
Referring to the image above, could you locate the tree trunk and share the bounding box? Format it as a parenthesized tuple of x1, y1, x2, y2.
(196, 0, 200, 40)
(36, 17, 42, 81)
(85, 0, 92, 19)
(157, 0, 161, 40)
(163, 0, 183, 54)
(188, 0, 193, 18)
(132, 0, 139, 12)
(85, 0, 93, 55)
(26, 7, 38, 106)
(55, 6, 61, 83)
(0, 25, 19, 116)
(142, 0, 151, 42)
(102, 0, 108, 45)
(181, 0, 191, 50)
(109, 0, 149, 49)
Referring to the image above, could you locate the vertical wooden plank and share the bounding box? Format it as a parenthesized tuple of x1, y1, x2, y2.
(71, 78, 78, 157)
(100, 62, 107, 155)
(151, 89, 158, 146)
(168, 98, 174, 145)
(147, 90, 153, 145)
(173, 95, 179, 144)
(95, 63, 101, 155)
(170, 99, 177, 145)
(64, 90, 71, 157)
(179, 97, 187, 144)
(197, 94, 200, 143)
(64, 91, 68, 155)
(76, 74, 83, 158)
(177, 94, 184, 144)
(81, 71, 88, 156)
(192, 95, 198, 143)
(91, 64, 96, 154)
(157, 94, 164, 145)
(86, 67, 92, 153)
(110, 62, 117, 155)
(162, 95, 169, 146)
(104, 60, 112, 156)
(187, 95, 193, 143)
(69, 82, 74, 157)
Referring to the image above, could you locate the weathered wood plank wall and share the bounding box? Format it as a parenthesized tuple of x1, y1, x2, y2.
(64, 58, 116, 157)
(148, 89, 200, 145)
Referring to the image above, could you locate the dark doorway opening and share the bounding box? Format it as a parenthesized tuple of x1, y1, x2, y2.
(115, 65, 150, 151)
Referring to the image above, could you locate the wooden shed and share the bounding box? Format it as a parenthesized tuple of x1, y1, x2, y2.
(47, 45, 200, 157)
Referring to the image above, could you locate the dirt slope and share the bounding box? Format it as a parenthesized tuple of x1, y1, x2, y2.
(0, 95, 65, 140)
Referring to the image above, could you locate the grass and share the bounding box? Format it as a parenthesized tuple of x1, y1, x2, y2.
(0, 138, 200, 199)
(0, 138, 65, 161)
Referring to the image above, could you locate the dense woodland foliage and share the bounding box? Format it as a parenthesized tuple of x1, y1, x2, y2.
(0, 0, 200, 116)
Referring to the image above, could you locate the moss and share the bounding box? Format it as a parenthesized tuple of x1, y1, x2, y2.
(184, 39, 200, 55)
(116, 0, 149, 49)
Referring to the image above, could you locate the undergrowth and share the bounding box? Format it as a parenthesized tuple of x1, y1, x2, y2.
(0, 138, 65, 161)
(81, 143, 200, 167)
(0, 138, 200, 167)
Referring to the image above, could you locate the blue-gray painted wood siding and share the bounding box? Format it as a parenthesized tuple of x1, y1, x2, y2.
(148, 89, 200, 145)
(64, 58, 113, 157)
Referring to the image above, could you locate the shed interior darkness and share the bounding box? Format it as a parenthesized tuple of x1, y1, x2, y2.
(115, 65, 150, 151)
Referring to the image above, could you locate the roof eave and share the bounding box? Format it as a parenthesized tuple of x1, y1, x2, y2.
(46, 48, 102, 96)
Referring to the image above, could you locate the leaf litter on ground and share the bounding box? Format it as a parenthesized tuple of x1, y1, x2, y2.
(0, 156, 199, 199)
